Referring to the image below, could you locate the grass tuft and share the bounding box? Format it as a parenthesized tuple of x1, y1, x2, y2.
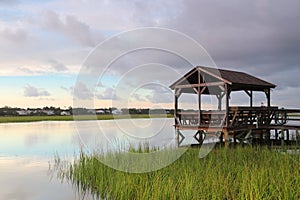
(59, 146, 300, 200)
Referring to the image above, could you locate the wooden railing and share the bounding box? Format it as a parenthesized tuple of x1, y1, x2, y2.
(175, 110, 226, 127)
(227, 106, 278, 128)
(175, 107, 287, 128)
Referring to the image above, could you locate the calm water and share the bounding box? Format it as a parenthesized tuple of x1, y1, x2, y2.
(0, 118, 176, 200)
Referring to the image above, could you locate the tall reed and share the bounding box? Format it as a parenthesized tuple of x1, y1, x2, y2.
(60, 146, 300, 200)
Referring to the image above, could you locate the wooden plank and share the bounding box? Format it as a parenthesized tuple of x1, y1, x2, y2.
(199, 67, 232, 84)
(174, 82, 225, 89)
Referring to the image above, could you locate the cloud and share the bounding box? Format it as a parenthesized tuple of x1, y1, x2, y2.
(47, 59, 67, 71)
(60, 86, 70, 91)
(42, 10, 96, 47)
(24, 85, 50, 97)
(170, 0, 300, 72)
(72, 82, 93, 100)
(0, 28, 29, 43)
(0, 0, 18, 5)
(96, 86, 119, 100)
(1, 0, 300, 108)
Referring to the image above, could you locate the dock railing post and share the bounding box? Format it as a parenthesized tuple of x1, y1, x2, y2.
(281, 127, 285, 150)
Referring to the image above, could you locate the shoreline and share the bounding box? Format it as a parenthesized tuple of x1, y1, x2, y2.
(0, 114, 173, 123)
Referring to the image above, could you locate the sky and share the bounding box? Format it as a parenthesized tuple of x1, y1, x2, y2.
(0, 0, 300, 109)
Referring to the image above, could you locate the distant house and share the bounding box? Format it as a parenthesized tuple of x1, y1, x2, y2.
(61, 111, 71, 116)
(16, 110, 28, 116)
(87, 109, 96, 114)
(43, 110, 55, 115)
(112, 109, 122, 115)
(96, 109, 105, 114)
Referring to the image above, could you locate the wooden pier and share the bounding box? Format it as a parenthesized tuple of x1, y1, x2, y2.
(170, 66, 300, 147)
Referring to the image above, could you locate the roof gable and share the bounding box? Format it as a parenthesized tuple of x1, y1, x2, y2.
(170, 66, 276, 91)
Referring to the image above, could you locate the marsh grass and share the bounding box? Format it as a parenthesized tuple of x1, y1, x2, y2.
(60, 146, 300, 200)
(0, 114, 172, 123)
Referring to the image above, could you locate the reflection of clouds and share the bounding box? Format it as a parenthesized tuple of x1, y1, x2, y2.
(73, 119, 176, 153)
(24, 133, 49, 147)
(0, 157, 91, 200)
(0, 122, 78, 157)
(1, 119, 176, 158)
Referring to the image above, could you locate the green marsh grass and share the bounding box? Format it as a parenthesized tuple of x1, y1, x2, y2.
(0, 114, 172, 123)
(60, 146, 300, 200)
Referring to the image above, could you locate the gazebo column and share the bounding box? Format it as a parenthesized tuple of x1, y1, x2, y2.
(244, 90, 253, 108)
(250, 90, 253, 108)
(217, 92, 225, 111)
(224, 84, 231, 147)
(264, 89, 271, 107)
(198, 87, 201, 125)
(174, 88, 181, 126)
(198, 70, 201, 126)
(174, 88, 178, 126)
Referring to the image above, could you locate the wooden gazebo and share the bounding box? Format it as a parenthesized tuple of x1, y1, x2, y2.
(170, 66, 300, 146)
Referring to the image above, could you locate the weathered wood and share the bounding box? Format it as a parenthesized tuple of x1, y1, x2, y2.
(198, 71, 201, 126)
(174, 89, 178, 126)
(281, 127, 285, 148)
(224, 130, 229, 148)
(264, 89, 271, 108)
(174, 82, 225, 89)
(170, 67, 300, 147)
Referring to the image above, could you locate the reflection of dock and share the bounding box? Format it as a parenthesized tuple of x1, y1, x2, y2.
(170, 66, 300, 146)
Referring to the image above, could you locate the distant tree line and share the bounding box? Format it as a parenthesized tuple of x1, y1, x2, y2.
(0, 106, 174, 116)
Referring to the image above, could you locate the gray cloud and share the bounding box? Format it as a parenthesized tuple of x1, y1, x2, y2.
(60, 86, 70, 91)
(0, 0, 18, 5)
(96, 86, 119, 100)
(43, 10, 96, 47)
(47, 59, 67, 71)
(174, 1, 300, 67)
(72, 82, 93, 100)
(24, 85, 50, 97)
(0, 28, 29, 43)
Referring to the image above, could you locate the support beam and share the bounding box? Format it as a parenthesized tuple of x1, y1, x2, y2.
(250, 90, 253, 108)
(264, 89, 271, 108)
(174, 82, 225, 89)
(176, 129, 185, 147)
(216, 92, 225, 111)
(281, 127, 285, 148)
(193, 130, 204, 144)
(175, 88, 182, 97)
(174, 89, 179, 126)
(193, 86, 207, 94)
(224, 130, 229, 148)
(225, 85, 231, 127)
(198, 71, 201, 125)
(244, 90, 253, 107)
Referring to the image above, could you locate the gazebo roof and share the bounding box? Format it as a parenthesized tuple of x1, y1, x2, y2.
(170, 66, 276, 93)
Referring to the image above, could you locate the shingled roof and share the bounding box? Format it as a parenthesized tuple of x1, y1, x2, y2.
(170, 66, 276, 91)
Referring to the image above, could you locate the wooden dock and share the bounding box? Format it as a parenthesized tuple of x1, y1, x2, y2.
(170, 66, 300, 147)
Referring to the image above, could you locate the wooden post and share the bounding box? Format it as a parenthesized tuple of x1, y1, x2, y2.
(175, 129, 179, 147)
(225, 85, 230, 128)
(224, 130, 229, 148)
(174, 88, 178, 126)
(296, 129, 300, 148)
(217, 94, 223, 111)
(286, 129, 290, 145)
(250, 90, 253, 108)
(275, 129, 278, 141)
(219, 132, 224, 147)
(244, 90, 253, 108)
(296, 129, 299, 146)
(281, 127, 285, 149)
(198, 70, 201, 126)
(265, 89, 271, 108)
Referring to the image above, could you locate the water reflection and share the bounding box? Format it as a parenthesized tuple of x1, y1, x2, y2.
(0, 119, 175, 199)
